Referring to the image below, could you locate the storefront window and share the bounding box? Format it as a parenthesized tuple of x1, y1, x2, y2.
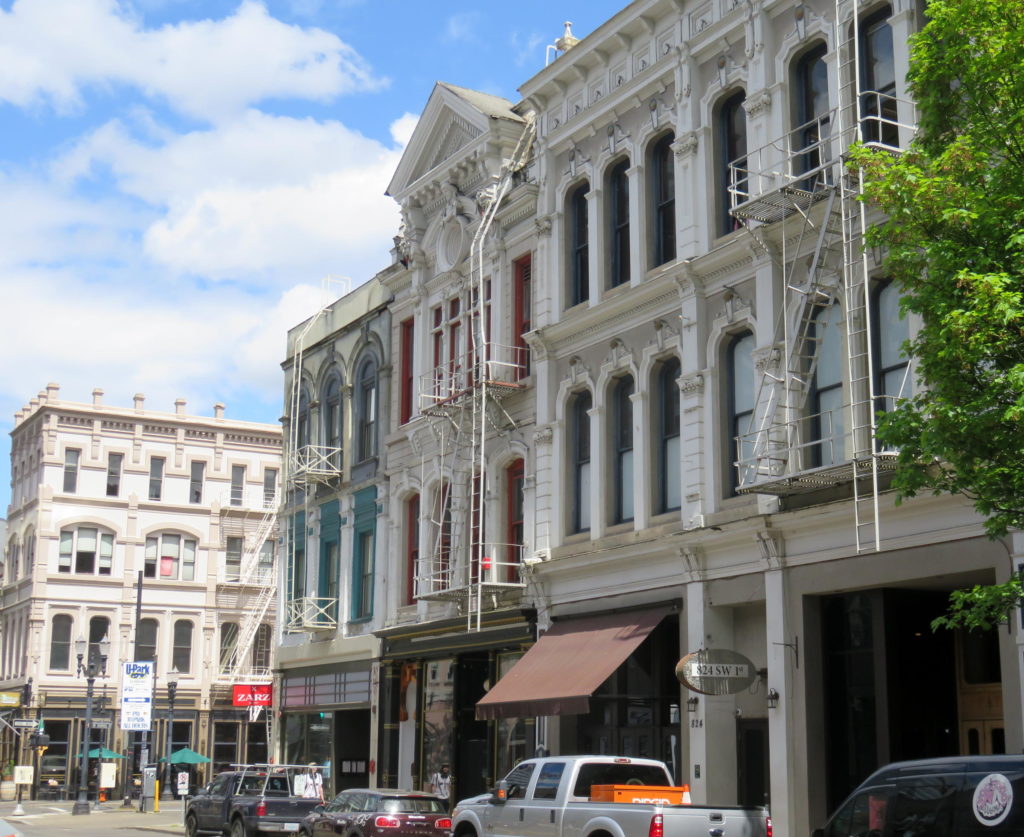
(213, 721, 239, 774)
(421, 659, 454, 789)
(496, 652, 530, 779)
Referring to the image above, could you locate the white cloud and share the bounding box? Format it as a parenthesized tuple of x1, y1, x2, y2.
(444, 11, 480, 43)
(52, 109, 405, 284)
(389, 112, 419, 149)
(0, 0, 385, 121)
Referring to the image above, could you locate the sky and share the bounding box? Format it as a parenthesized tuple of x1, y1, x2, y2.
(0, 0, 629, 511)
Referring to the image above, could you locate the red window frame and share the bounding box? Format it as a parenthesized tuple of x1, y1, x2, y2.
(400, 317, 415, 424)
(506, 458, 525, 581)
(405, 494, 419, 605)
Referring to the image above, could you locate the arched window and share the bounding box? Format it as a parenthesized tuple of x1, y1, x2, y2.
(612, 376, 635, 523)
(59, 527, 114, 575)
(874, 282, 910, 409)
(810, 305, 845, 466)
(719, 92, 747, 235)
(5, 539, 18, 582)
(356, 357, 378, 462)
(567, 182, 590, 307)
(729, 333, 756, 492)
(860, 5, 897, 145)
(172, 620, 193, 673)
(795, 43, 830, 181)
(49, 614, 72, 670)
(608, 160, 631, 287)
(650, 133, 676, 268)
(145, 533, 197, 581)
(322, 374, 343, 469)
(136, 617, 157, 663)
(22, 532, 34, 578)
(657, 358, 682, 513)
(296, 387, 311, 450)
(570, 390, 593, 533)
(219, 622, 239, 674)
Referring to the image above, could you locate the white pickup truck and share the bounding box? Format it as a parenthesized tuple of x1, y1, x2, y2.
(451, 755, 770, 837)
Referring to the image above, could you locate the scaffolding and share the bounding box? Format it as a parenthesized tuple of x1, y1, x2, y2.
(416, 115, 536, 630)
(728, 0, 915, 552)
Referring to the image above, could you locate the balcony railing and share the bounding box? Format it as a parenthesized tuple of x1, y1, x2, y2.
(417, 542, 526, 600)
(419, 344, 528, 413)
(285, 596, 338, 632)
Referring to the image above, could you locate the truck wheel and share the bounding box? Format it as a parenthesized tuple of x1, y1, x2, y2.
(185, 812, 200, 837)
(230, 818, 251, 837)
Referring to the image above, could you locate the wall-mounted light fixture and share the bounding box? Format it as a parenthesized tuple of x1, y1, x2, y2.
(767, 688, 780, 710)
(687, 695, 699, 713)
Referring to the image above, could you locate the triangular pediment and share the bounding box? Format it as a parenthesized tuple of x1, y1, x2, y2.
(387, 82, 523, 201)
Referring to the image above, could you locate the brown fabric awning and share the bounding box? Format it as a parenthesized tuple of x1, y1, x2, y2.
(475, 606, 668, 720)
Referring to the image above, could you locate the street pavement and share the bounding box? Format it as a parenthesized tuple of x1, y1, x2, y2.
(0, 797, 185, 835)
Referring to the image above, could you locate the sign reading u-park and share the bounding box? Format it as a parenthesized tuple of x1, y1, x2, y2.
(675, 649, 759, 696)
(120, 661, 154, 731)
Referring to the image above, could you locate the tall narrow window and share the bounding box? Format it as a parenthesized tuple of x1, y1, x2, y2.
(719, 92, 747, 235)
(225, 536, 243, 582)
(405, 495, 419, 606)
(297, 388, 311, 450)
(136, 617, 157, 663)
(219, 622, 239, 674)
(149, 457, 165, 501)
(860, 6, 897, 146)
(263, 468, 277, 507)
(400, 318, 415, 424)
(87, 616, 110, 663)
(570, 391, 593, 533)
(811, 305, 845, 467)
(431, 305, 444, 397)
(470, 471, 484, 584)
(608, 160, 631, 287)
(506, 459, 525, 581)
(189, 461, 205, 504)
(651, 133, 676, 267)
(172, 620, 193, 673)
(323, 376, 343, 469)
(613, 377, 635, 523)
(729, 333, 756, 492)
(435, 484, 452, 591)
(63, 449, 80, 493)
(258, 540, 275, 582)
(49, 614, 72, 670)
(513, 255, 532, 379)
(874, 282, 910, 410)
(357, 359, 378, 462)
(106, 452, 123, 497)
(568, 182, 590, 307)
(795, 43, 830, 182)
(252, 624, 272, 672)
(157, 533, 181, 578)
(352, 531, 374, 620)
(658, 358, 682, 513)
(230, 464, 245, 506)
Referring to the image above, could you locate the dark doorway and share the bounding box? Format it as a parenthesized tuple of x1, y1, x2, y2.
(334, 708, 370, 791)
(456, 654, 491, 801)
(736, 718, 770, 807)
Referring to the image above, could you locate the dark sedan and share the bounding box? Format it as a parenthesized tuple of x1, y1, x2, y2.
(302, 789, 452, 837)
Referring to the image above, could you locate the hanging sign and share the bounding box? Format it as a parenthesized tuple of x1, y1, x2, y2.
(675, 649, 759, 696)
(120, 661, 154, 731)
(232, 684, 272, 707)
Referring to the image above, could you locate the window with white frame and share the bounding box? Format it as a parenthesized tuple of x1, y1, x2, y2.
(136, 617, 157, 663)
(810, 305, 845, 467)
(569, 390, 593, 533)
(263, 468, 277, 507)
(657, 358, 682, 513)
(189, 461, 206, 504)
(612, 376, 635, 523)
(219, 622, 239, 673)
(149, 456, 165, 501)
(567, 182, 590, 307)
(356, 357, 378, 462)
(63, 449, 81, 493)
(728, 332, 755, 492)
(230, 464, 245, 506)
(719, 91, 748, 236)
(650, 133, 676, 268)
(145, 533, 196, 581)
(873, 281, 910, 411)
(225, 536, 243, 582)
(607, 159, 631, 288)
(59, 527, 113, 575)
(49, 614, 73, 670)
(172, 620, 193, 673)
(106, 452, 123, 497)
(322, 374, 343, 469)
(258, 539, 275, 583)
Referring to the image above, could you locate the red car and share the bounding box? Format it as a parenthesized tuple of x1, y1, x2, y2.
(302, 789, 452, 837)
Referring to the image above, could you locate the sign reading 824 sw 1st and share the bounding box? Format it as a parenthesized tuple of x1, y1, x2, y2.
(120, 661, 155, 731)
(675, 649, 759, 696)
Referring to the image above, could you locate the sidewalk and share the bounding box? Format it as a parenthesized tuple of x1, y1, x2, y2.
(0, 798, 185, 834)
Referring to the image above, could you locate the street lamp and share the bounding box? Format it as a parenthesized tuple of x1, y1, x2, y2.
(162, 668, 180, 800)
(73, 635, 110, 816)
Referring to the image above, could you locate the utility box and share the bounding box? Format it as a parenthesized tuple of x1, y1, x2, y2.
(142, 766, 157, 809)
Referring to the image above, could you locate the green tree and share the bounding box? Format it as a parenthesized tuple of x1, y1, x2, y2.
(849, 0, 1024, 630)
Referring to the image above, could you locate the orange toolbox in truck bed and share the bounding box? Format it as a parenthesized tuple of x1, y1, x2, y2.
(589, 784, 692, 805)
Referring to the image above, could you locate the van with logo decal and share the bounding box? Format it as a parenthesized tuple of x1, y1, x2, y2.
(812, 755, 1024, 837)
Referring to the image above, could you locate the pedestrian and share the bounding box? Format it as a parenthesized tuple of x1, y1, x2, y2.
(429, 763, 453, 806)
(302, 763, 325, 802)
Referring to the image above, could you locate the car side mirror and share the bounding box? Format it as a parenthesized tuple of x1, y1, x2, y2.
(490, 779, 509, 805)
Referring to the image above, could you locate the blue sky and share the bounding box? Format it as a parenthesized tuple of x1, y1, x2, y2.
(0, 0, 628, 510)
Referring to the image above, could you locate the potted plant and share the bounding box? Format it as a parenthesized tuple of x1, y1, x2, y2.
(0, 759, 15, 801)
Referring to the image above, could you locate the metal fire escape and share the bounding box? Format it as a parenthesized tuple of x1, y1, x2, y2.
(728, 0, 914, 551)
(417, 115, 536, 630)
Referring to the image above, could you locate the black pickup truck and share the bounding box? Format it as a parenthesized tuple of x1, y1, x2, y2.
(185, 764, 324, 837)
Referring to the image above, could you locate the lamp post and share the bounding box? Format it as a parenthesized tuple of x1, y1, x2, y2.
(73, 635, 110, 816)
(161, 668, 180, 800)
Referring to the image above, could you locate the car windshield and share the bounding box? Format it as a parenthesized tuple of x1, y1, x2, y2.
(380, 797, 447, 814)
